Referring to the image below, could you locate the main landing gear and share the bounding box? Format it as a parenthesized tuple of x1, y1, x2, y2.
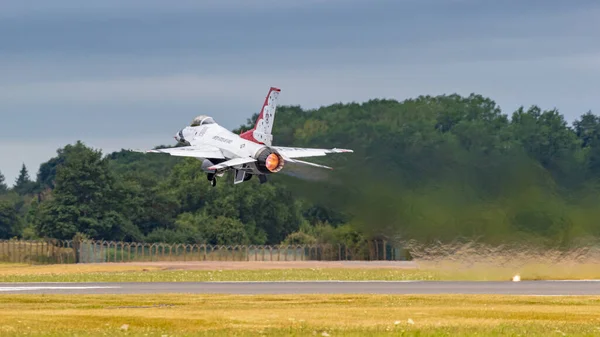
(207, 173, 217, 187)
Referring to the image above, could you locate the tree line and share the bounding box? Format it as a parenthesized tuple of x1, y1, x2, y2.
(2, 93, 600, 248)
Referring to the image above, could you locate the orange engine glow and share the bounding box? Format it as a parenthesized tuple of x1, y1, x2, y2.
(265, 153, 283, 172)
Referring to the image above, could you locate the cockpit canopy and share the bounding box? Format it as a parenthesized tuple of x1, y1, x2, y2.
(190, 115, 216, 126)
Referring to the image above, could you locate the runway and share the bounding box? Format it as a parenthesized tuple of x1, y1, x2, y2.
(1, 281, 599, 295)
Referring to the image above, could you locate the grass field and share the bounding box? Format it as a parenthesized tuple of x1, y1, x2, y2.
(1, 260, 600, 282)
(0, 294, 599, 336)
(0, 263, 434, 282)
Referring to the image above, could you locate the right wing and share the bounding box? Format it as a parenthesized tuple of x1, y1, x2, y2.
(144, 145, 225, 159)
(272, 146, 353, 159)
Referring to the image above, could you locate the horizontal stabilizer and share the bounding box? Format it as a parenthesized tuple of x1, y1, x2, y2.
(273, 146, 353, 159)
(285, 157, 333, 170)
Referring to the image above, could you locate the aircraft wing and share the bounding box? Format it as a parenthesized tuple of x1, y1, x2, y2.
(207, 157, 257, 170)
(272, 146, 353, 159)
(145, 145, 226, 159)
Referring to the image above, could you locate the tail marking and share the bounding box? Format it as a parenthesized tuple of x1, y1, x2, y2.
(240, 87, 280, 146)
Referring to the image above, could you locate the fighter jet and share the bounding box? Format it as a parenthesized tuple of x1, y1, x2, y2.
(143, 87, 353, 186)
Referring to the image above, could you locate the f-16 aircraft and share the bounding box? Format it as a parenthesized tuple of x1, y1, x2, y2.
(143, 87, 353, 186)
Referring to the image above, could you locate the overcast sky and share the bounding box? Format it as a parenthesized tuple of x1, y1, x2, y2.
(1, 0, 599, 184)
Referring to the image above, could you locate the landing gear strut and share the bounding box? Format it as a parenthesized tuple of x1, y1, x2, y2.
(207, 173, 217, 187)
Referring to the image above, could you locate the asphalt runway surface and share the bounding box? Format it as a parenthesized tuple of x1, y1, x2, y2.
(1, 281, 600, 295)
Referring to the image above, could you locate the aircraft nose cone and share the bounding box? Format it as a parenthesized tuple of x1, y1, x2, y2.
(174, 129, 185, 144)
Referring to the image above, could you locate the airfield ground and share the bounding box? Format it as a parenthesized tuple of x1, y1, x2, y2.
(2, 261, 600, 336)
(1, 259, 600, 282)
(1, 294, 600, 336)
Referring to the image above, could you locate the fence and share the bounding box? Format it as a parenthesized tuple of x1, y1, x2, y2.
(0, 239, 407, 265)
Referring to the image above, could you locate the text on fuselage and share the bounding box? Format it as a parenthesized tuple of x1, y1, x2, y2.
(213, 135, 233, 144)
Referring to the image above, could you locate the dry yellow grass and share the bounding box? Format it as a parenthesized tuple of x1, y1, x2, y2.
(0, 294, 599, 336)
(419, 260, 600, 281)
(409, 240, 600, 281)
(0, 263, 162, 275)
(3, 258, 600, 282)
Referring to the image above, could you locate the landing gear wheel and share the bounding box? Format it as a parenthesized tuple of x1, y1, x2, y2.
(207, 173, 214, 181)
(211, 177, 217, 187)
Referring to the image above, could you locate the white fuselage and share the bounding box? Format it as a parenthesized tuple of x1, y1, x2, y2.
(144, 87, 352, 186)
(179, 123, 267, 163)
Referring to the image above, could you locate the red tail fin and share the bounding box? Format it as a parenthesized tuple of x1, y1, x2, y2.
(240, 87, 280, 145)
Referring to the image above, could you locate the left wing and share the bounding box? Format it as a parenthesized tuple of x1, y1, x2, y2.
(144, 145, 225, 159)
(207, 157, 257, 170)
(272, 146, 353, 159)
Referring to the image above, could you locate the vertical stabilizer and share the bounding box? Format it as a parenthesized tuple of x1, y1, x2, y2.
(240, 87, 280, 146)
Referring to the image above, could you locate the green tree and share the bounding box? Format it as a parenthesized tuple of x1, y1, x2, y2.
(0, 171, 7, 194)
(573, 111, 600, 177)
(574, 111, 600, 147)
(36, 154, 64, 191)
(2, 92, 599, 248)
(510, 106, 580, 169)
(0, 196, 20, 239)
(114, 170, 179, 236)
(13, 164, 35, 195)
(35, 141, 139, 240)
(199, 216, 250, 245)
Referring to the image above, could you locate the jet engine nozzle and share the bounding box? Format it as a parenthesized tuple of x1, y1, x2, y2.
(255, 147, 285, 174)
